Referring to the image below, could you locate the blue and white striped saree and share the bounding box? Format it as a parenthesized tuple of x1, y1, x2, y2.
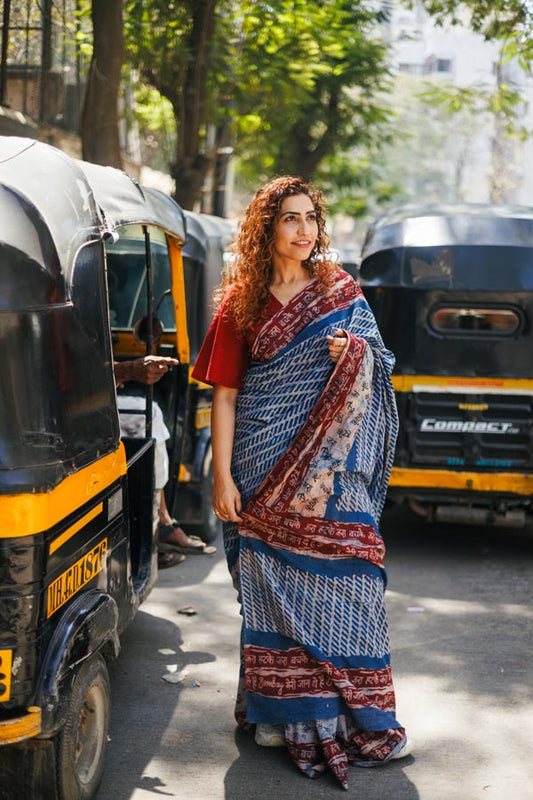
(225, 270, 406, 787)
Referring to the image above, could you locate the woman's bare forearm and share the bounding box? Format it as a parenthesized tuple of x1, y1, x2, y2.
(211, 384, 241, 520)
(212, 385, 238, 478)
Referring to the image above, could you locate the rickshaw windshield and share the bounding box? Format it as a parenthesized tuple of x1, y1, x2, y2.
(106, 224, 175, 331)
(360, 245, 533, 291)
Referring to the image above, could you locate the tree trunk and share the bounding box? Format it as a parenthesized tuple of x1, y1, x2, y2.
(172, 0, 217, 209)
(172, 155, 211, 211)
(81, 0, 124, 168)
(290, 89, 339, 181)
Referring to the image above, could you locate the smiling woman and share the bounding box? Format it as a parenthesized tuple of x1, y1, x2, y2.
(270, 194, 318, 279)
(191, 176, 410, 789)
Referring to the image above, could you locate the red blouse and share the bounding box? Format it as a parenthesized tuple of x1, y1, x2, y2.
(191, 293, 282, 389)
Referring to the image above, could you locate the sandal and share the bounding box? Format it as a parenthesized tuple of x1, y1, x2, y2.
(163, 539, 217, 556)
(158, 520, 217, 556)
(159, 520, 204, 544)
(157, 550, 186, 570)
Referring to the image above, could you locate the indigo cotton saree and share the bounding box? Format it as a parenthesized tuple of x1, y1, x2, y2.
(225, 270, 406, 787)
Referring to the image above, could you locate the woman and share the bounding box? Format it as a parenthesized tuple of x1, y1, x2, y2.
(192, 176, 410, 789)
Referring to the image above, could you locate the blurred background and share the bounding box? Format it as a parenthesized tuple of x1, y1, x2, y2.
(2, 0, 532, 254)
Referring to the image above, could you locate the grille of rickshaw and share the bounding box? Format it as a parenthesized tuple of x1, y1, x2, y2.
(404, 392, 533, 469)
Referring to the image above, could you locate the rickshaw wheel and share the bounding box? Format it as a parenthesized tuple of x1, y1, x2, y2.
(56, 654, 110, 800)
(201, 447, 222, 544)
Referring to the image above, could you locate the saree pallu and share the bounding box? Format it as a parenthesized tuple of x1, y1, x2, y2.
(225, 271, 406, 788)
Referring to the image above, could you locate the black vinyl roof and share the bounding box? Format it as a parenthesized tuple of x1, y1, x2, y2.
(0, 137, 186, 281)
(79, 159, 186, 240)
(362, 202, 533, 260)
(182, 209, 234, 263)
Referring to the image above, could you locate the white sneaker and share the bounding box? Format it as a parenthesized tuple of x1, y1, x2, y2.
(390, 738, 413, 760)
(255, 723, 286, 747)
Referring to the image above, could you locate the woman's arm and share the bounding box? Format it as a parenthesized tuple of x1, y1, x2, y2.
(211, 384, 242, 522)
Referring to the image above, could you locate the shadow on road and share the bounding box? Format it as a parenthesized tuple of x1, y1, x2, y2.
(224, 727, 419, 800)
(95, 606, 216, 800)
(381, 503, 533, 703)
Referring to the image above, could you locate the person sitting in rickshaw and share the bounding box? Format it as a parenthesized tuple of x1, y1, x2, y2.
(114, 355, 216, 567)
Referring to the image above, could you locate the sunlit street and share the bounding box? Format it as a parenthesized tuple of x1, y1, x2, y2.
(2, 3, 533, 800)
(96, 506, 533, 800)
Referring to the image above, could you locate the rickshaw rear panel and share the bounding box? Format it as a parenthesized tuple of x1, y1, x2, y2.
(0, 452, 133, 720)
(359, 204, 533, 526)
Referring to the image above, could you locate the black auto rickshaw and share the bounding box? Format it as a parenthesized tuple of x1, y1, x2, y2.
(0, 136, 189, 799)
(178, 210, 233, 541)
(107, 207, 233, 543)
(358, 203, 533, 527)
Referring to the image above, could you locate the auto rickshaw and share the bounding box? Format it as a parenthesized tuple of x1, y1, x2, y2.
(107, 208, 233, 543)
(0, 136, 189, 799)
(178, 210, 234, 541)
(358, 203, 533, 527)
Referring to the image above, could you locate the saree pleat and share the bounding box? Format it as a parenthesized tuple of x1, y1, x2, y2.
(224, 272, 405, 787)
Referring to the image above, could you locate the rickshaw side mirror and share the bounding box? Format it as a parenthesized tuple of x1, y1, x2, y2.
(133, 315, 165, 344)
(155, 288, 172, 313)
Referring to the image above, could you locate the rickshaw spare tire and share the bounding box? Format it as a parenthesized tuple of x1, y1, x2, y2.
(55, 654, 110, 800)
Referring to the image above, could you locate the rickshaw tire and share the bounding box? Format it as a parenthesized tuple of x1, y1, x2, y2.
(55, 653, 111, 800)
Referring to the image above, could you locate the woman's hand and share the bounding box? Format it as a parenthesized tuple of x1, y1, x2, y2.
(327, 328, 348, 363)
(213, 476, 242, 523)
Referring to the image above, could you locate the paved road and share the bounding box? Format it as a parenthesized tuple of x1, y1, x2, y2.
(95, 505, 533, 800)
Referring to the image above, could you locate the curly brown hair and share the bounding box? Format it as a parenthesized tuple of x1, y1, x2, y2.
(217, 175, 338, 336)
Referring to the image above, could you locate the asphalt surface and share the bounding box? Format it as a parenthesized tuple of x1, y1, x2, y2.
(95, 505, 533, 800)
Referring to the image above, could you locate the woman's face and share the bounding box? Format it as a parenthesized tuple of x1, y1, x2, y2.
(272, 194, 318, 265)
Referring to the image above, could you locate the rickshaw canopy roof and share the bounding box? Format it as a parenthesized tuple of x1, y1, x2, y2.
(183, 209, 233, 264)
(0, 137, 186, 282)
(79, 160, 186, 240)
(361, 203, 533, 261)
(0, 137, 187, 490)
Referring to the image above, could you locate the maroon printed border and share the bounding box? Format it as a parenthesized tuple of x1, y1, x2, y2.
(244, 645, 396, 711)
(252, 271, 361, 361)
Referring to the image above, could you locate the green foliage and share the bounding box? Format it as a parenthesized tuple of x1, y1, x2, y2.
(418, 83, 487, 114)
(122, 0, 395, 205)
(408, 0, 533, 41)
(125, 0, 231, 121)
(314, 151, 403, 218)
(410, 0, 533, 76)
(232, 0, 393, 179)
(73, 0, 94, 58)
(134, 85, 174, 130)
(418, 70, 530, 141)
(400, 0, 533, 204)
(369, 73, 490, 207)
(132, 84, 177, 171)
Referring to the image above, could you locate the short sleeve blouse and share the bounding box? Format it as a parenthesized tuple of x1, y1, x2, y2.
(191, 292, 281, 389)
